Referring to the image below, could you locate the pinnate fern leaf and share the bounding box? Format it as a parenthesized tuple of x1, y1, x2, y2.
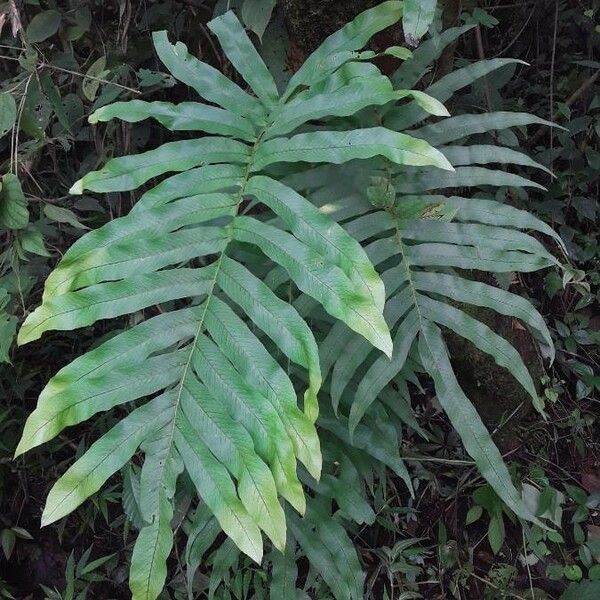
(285, 53, 563, 523)
(15, 4, 453, 599)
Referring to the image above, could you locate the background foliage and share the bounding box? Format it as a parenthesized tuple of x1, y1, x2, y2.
(0, 1, 598, 599)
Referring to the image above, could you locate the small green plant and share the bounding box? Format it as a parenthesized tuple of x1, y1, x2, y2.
(40, 547, 115, 600)
(466, 485, 510, 555)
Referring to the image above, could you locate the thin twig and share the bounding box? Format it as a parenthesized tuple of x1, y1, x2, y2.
(491, 4, 536, 59)
(528, 40, 599, 146)
(10, 72, 31, 173)
(40, 62, 141, 95)
(522, 528, 536, 599)
(549, 0, 559, 171)
(565, 69, 600, 107)
(486, 2, 536, 9)
(403, 456, 476, 466)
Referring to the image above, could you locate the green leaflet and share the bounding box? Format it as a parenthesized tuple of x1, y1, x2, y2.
(392, 24, 475, 89)
(43, 193, 238, 298)
(246, 176, 385, 311)
(132, 164, 246, 212)
(204, 296, 321, 480)
(185, 506, 221, 596)
(349, 309, 419, 434)
(208, 10, 279, 109)
(174, 411, 264, 563)
(418, 295, 542, 410)
(302, 466, 375, 525)
(208, 539, 241, 598)
(14, 309, 197, 455)
(253, 128, 454, 171)
(318, 408, 412, 491)
(412, 272, 554, 362)
(216, 257, 322, 423)
(90, 100, 257, 140)
(330, 286, 413, 413)
(19, 267, 216, 343)
(179, 370, 287, 546)
(421, 58, 526, 105)
(22, 348, 186, 452)
(42, 393, 174, 525)
(152, 30, 265, 123)
(70, 138, 250, 193)
(191, 332, 304, 513)
(410, 111, 559, 145)
(394, 166, 546, 193)
(404, 242, 554, 272)
(241, 0, 276, 41)
(398, 89, 450, 117)
(122, 466, 144, 529)
(391, 194, 565, 255)
(288, 504, 365, 600)
(386, 58, 525, 130)
(440, 145, 552, 174)
(44, 225, 229, 296)
(129, 492, 174, 600)
(269, 535, 298, 600)
(130, 428, 182, 600)
(417, 323, 538, 523)
(267, 77, 400, 139)
(232, 216, 392, 357)
(396, 220, 557, 259)
(299, 62, 382, 100)
(442, 196, 567, 254)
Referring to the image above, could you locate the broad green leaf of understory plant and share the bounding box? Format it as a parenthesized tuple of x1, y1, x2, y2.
(403, 0, 437, 46)
(0, 174, 29, 230)
(26, 9, 61, 43)
(15, 5, 453, 600)
(0, 93, 16, 138)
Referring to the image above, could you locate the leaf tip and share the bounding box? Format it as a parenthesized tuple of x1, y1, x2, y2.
(69, 179, 84, 195)
(16, 326, 33, 346)
(439, 154, 455, 172)
(17, 310, 44, 345)
(273, 532, 287, 554)
(13, 442, 26, 459)
(380, 333, 393, 359)
(40, 509, 56, 529)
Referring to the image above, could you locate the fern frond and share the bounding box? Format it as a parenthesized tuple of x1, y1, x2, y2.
(298, 161, 559, 521)
(15, 4, 454, 599)
(279, 39, 564, 528)
(250, 24, 564, 599)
